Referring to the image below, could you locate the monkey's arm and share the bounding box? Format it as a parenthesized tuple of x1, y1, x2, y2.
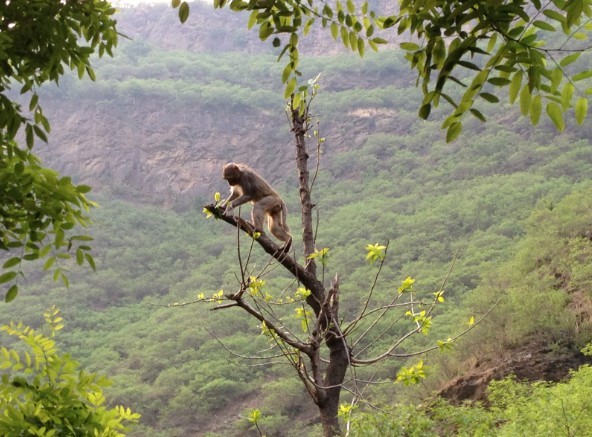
(222, 187, 241, 207)
(223, 188, 253, 216)
(224, 195, 253, 216)
(227, 194, 253, 208)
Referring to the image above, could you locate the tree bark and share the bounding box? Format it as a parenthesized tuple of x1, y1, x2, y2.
(207, 97, 351, 437)
(291, 104, 317, 277)
(290, 102, 349, 437)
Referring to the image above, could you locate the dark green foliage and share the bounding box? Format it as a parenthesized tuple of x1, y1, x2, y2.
(208, 0, 592, 136)
(349, 364, 592, 436)
(3, 23, 592, 434)
(422, 184, 592, 399)
(0, 0, 118, 300)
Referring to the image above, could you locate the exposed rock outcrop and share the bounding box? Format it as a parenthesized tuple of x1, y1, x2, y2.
(439, 339, 592, 403)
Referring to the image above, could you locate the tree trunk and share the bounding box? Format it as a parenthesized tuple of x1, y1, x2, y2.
(317, 331, 350, 436)
(290, 102, 350, 436)
(291, 104, 317, 277)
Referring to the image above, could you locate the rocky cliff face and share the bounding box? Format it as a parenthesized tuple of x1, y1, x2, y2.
(116, 3, 270, 54)
(39, 94, 387, 205)
(35, 3, 396, 205)
(41, 97, 286, 204)
(115, 2, 391, 56)
(439, 338, 592, 403)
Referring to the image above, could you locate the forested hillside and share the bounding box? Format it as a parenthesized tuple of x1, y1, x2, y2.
(2, 3, 592, 436)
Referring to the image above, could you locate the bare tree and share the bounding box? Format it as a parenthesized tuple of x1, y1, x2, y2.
(203, 83, 481, 436)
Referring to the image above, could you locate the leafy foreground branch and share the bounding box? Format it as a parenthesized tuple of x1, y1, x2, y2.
(174, 0, 592, 141)
(0, 306, 139, 436)
(0, 0, 118, 301)
(202, 85, 481, 436)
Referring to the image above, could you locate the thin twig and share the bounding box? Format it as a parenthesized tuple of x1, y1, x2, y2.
(353, 297, 502, 364)
(344, 241, 391, 337)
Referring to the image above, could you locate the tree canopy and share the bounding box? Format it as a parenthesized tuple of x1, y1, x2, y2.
(0, 0, 118, 301)
(173, 0, 592, 140)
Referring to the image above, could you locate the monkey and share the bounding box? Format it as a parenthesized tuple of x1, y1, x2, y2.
(222, 163, 292, 251)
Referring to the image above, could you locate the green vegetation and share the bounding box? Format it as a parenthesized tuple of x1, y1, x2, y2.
(0, 306, 139, 436)
(0, 0, 117, 301)
(4, 36, 591, 432)
(440, 185, 592, 364)
(350, 358, 592, 436)
(206, 0, 592, 139)
(2, 3, 592, 435)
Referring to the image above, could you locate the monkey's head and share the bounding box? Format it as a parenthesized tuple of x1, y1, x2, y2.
(222, 163, 242, 186)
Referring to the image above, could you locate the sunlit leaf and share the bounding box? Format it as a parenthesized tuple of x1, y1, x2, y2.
(43, 257, 55, 271)
(282, 62, 292, 83)
(433, 38, 446, 68)
(292, 91, 302, 110)
(400, 42, 419, 51)
(575, 97, 588, 125)
(357, 38, 365, 56)
(573, 70, 592, 81)
(446, 122, 462, 142)
(259, 22, 274, 40)
(303, 18, 314, 36)
(346, 0, 355, 14)
(561, 82, 574, 110)
(560, 52, 581, 67)
(330, 22, 338, 39)
(573, 32, 588, 40)
(543, 9, 565, 23)
(509, 71, 522, 104)
(349, 31, 357, 51)
(247, 10, 258, 29)
(341, 26, 349, 48)
(284, 77, 297, 98)
(487, 33, 498, 53)
(532, 20, 555, 31)
(546, 102, 564, 131)
(520, 85, 531, 116)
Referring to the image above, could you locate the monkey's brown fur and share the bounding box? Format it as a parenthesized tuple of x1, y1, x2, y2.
(222, 163, 292, 250)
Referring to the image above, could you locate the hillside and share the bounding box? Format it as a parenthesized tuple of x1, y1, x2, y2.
(36, 3, 420, 205)
(2, 3, 592, 436)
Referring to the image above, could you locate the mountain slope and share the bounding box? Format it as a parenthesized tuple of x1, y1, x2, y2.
(4, 3, 592, 435)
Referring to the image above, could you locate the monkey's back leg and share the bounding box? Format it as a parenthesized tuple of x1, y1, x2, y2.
(268, 203, 292, 245)
(251, 199, 268, 232)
